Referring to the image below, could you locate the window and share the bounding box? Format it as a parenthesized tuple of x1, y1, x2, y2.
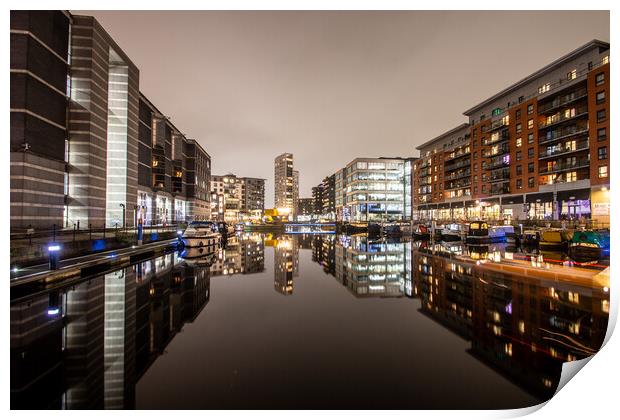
(516, 123, 522, 134)
(516, 137, 522, 147)
(516, 165, 523, 176)
(527, 119, 534, 129)
(528, 177, 535, 188)
(474, 152, 478, 160)
(473, 175, 478, 182)
(602, 55, 609, 65)
(567, 171, 577, 182)
(528, 148, 534, 159)
(567, 69, 577, 80)
(598, 146, 607, 160)
(516, 151, 522, 161)
(597, 109, 606, 122)
(516, 179, 523, 189)
(482, 173, 487, 182)
(595, 72, 605, 86)
(518, 96, 524, 104)
(515, 109, 521, 119)
(492, 107, 502, 116)
(538, 83, 550, 94)
(596, 91, 605, 104)
(481, 161, 487, 170)
(528, 162, 534, 173)
(597, 128, 607, 141)
(598, 166, 608, 178)
(527, 104, 534, 115)
(482, 185, 487, 193)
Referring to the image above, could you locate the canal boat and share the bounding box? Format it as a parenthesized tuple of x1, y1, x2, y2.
(521, 230, 541, 247)
(538, 229, 571, 251)
(182, 221, 221, 248)
(180, 245, 218, 263)
(568, 230, 610, 259)
(413, 224, 431, 240)
(440, 223, 465, 242)
(466, 221, 506, 244)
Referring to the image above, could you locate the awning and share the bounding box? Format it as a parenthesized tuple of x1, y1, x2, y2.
(557, 188, 590, 201)
(501, 195, 524, 205)
(438, 203, 450, 209)
(480, 197, 500, 205)
(526, 192, 554, 203)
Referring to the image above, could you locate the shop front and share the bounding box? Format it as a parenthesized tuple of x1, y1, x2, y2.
(557, 189, 591, 221)
(500, 195, 525, 222)
(525, 192, 554, 220)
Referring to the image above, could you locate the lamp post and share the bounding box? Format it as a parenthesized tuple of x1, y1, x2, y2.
(119, 203, 126, 231)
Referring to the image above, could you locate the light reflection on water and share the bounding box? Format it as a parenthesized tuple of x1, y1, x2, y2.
(10, 233, 609, 409)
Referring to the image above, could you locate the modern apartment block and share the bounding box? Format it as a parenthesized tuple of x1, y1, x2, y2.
(414, 39, 610, 225)
(341, 157, 411, 222)
(274, 153, 296, 216)
(137, 94, 211, 226)
(296, 198, 314, 219)
(310, 174, 336, 219)
(10, 11, 211, 230)
(10, 11, 71, 229)
(210, 174, 265, 222)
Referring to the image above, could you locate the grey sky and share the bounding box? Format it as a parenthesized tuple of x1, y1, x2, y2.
(78, 10, 609, 207)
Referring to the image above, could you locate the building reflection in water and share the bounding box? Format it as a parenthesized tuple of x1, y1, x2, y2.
(412, 243, 609, 400)
(210, 233, 265, 277)
(265, 235, 299, 295)
(10, 253, 213, 409)
(313, 235, 413, 298)
(310, 236, 609, 400)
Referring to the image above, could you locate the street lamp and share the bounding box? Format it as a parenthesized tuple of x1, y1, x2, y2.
(119, 203, 126, 230)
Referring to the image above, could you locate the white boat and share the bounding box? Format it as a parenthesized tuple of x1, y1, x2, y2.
(466, 221, 506, 243)
(182, 221, 221, 248)
(440, 223, 466, 242)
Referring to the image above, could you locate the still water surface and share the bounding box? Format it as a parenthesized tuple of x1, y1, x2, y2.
(10, 233, 610, 409)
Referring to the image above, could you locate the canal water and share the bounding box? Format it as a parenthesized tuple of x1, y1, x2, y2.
(10, 233, 610, 409)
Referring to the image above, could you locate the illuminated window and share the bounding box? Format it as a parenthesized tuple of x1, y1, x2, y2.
(505, 343, 513, 356)
(516, 137, 522, 147)
(598, 166, 608, 178)
(568, 291, 579, 304)
(519, 320, 525, 334)
(566, 172, 577, 182)
(527, 104, 534, 115)
(567, 69, 577, 80)
(527, 119, 534, 129)
(538, 83, 551, 94)
(602, 55, 609, 65)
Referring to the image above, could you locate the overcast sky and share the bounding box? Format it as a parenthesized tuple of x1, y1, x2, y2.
(78, 10, 609, 207)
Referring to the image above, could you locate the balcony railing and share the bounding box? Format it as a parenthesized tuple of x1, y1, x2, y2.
(539, 158, 590, 175)
(487, 157, 510, 170)
(489, 168, 511, 182)
(445, 170, 471, 181)
(539, 125, 589, 145)
(445, 179, 471, 190)
(538, 140, 590, 159)
(537, 87, 588, 114)
(538, 107, 589, 129)
(490, 183, 511, 195)
(487, 118, 509, 132)
(444, 149, 471, 163)
(483, 131, 510, 146)
(486, 145, 510, 158)
(444, 160, 471, 172)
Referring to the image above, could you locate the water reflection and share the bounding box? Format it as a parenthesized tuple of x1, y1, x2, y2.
(310, 236, 609, 400)
(10, 233, 609, 409)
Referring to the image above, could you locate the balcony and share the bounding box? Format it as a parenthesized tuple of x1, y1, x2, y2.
(539, 158, 590, 175)
(489, 168, 510, 183)
(538, 87, 588, 114)
(487, 118, 509, 132)
(538, 107, 589, 130)
(487, 157, 510, 170)
(445, 179, 471, 190)
(538, 125, 589, 145)
(445, 170, 471, 181)
(490, 183, 511, 195)
(444, 160, 471, 172)
(483, 130, 510, 146)
(444, 149, 471, 163)
(486, 145, 510, 158)
(538, 140, 590, 159)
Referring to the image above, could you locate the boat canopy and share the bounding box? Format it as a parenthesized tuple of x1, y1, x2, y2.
(541, 231, 563, 243)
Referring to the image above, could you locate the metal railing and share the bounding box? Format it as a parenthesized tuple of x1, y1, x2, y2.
(539, 158, 590, 174)
(538, 107, 589, 129)
(538, 140, 590, 159)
